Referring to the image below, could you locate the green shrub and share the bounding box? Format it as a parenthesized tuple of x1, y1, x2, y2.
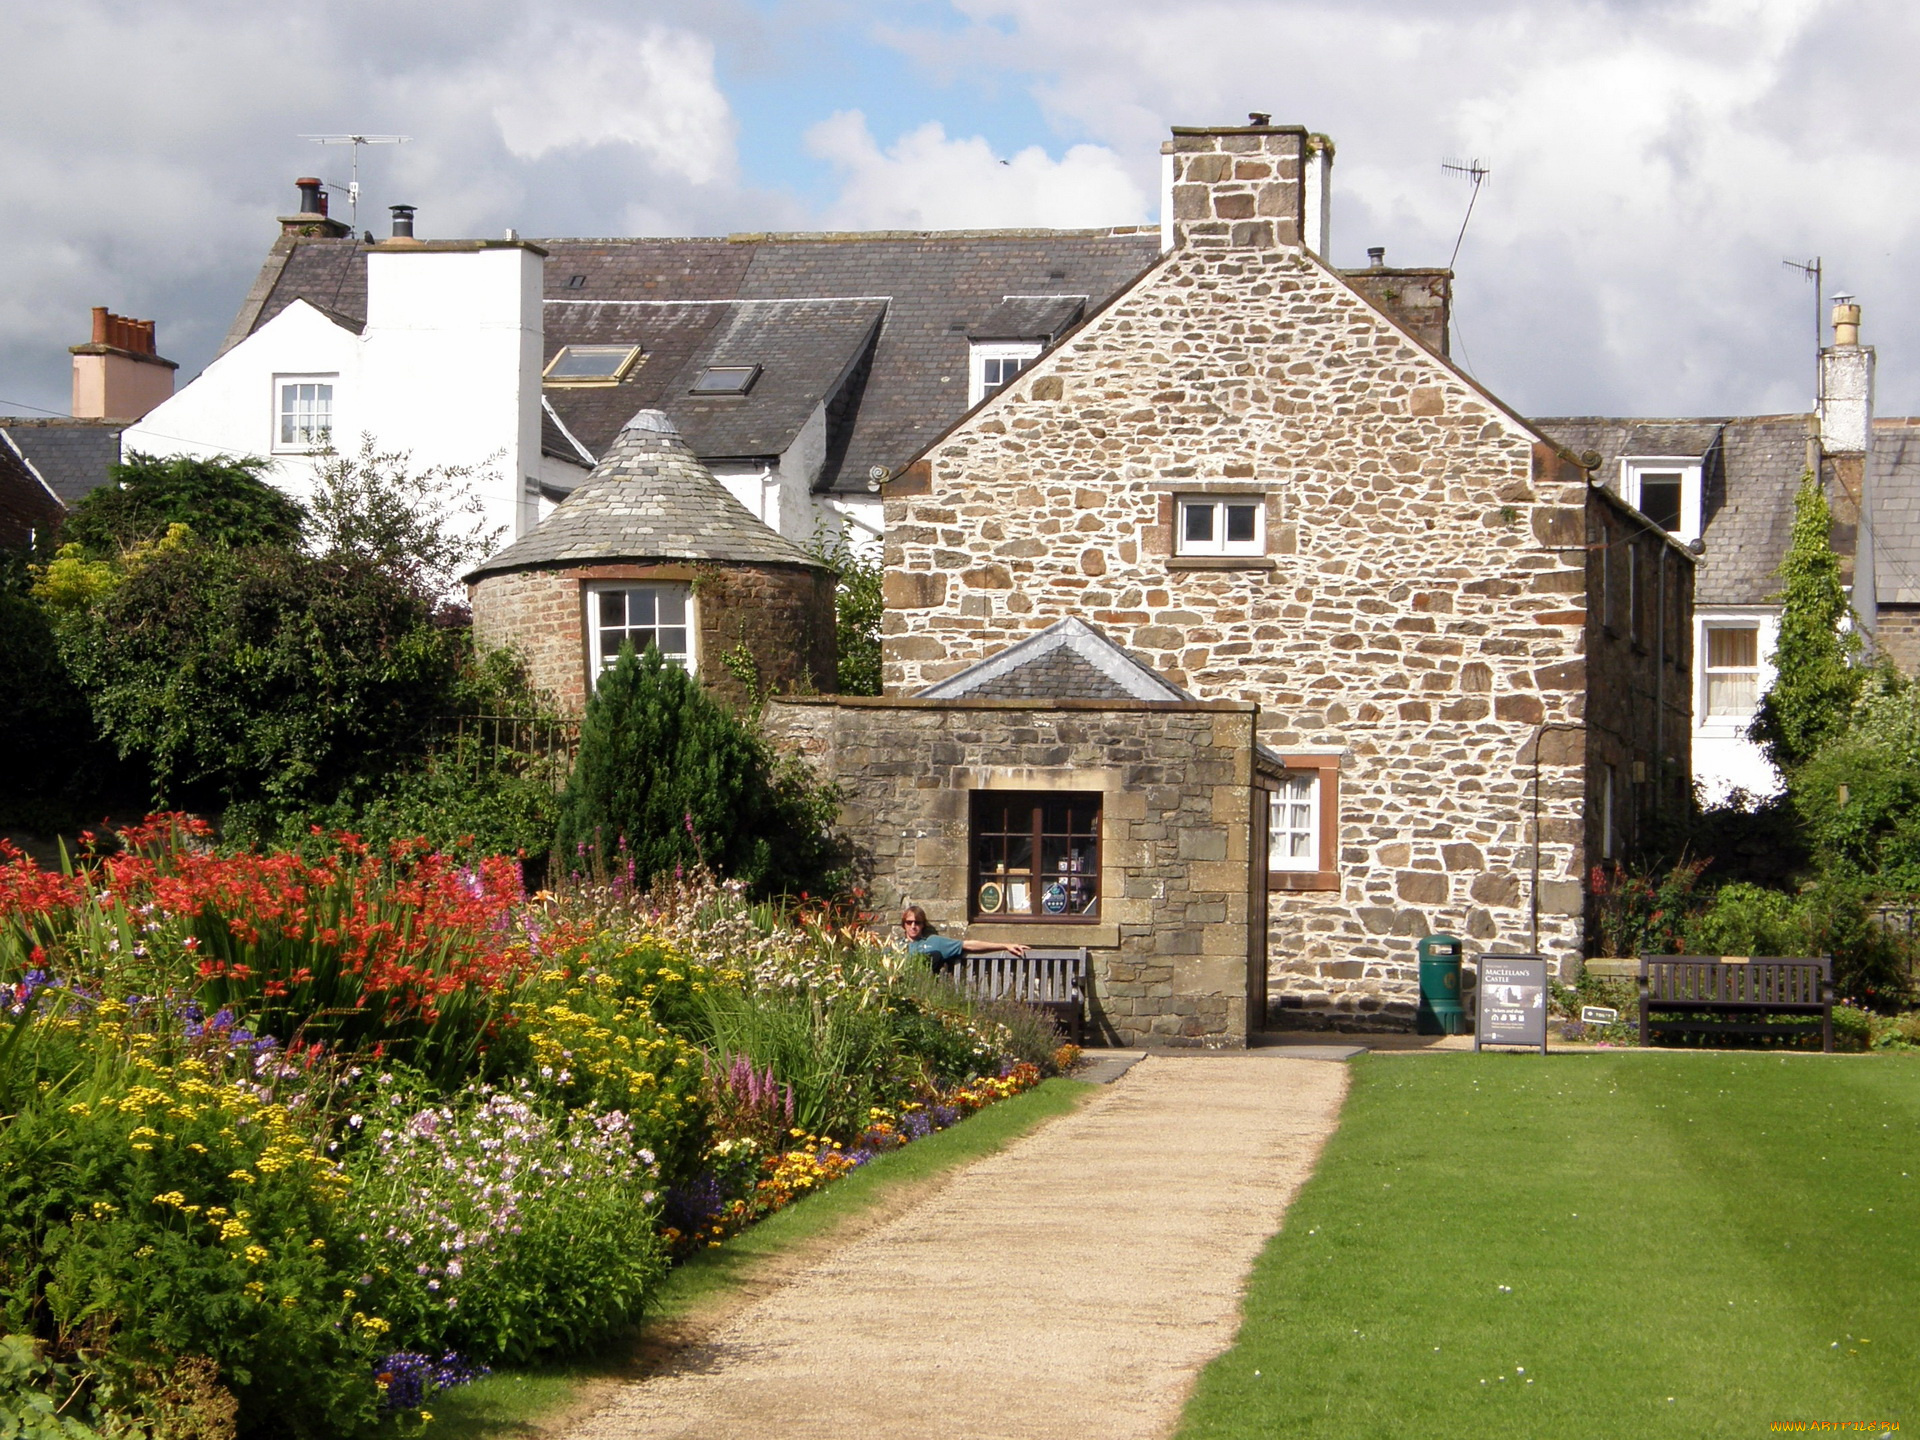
(1684, 883, 1807, 955)
(808, 533, 881, 696)
(1832, 1003, 1872, 1050)
(556, 645, 842, 897)
(61, 454, 305, 556)
(58, 544, 462, 812)
(1750, 472, 1861, 773)
(0, 1029, 386, 1438)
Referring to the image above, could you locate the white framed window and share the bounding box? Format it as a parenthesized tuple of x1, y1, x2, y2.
(968, 342, 1041, 406)
(1177, 496, 1265, 556)
(1269, 774, 1319, 872)
(1702, 623, 1761, 720)
(588, 584, 693, 680)
(275, 376, 334, 451)
(1621, 457, 1703, 542)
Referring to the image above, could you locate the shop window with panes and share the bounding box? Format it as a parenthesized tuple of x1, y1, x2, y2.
(969, 791, 1101, 920)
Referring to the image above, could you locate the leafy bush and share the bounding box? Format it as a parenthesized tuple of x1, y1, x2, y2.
(556, 646, 842, 897)
(1750, 472, 1861, 773)
(1831, 1003, 1872, 1050)
(62, 454, 306, 556)
(305, 441, 502, 598)
(1590, 858, 1708, 957)
(808, 532, 881, 696)
(1683, 883, 1806, 955)
(0, 594, 115, 828)
(58, 544, 462, 812)
(346, 1080, 665, 1365)
(0, 1024, 385, 1438)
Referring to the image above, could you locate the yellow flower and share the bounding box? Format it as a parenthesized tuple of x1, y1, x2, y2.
(229, 1170, 257, 1185)
(243, 1245, 271, 1266)
(152, 1191, 188, 1208)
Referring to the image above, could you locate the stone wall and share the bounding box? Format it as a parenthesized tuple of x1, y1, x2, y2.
(879, 151, 1608, 1022)
(471, 559, 835, 713)
(764, 697, 1267, 1047)
(1874, 603, 1920, 675)
(1339, 268, 1451, 358)
(1583, 489, 1696, 897)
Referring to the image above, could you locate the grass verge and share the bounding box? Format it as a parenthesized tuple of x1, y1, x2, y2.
(1178, 1052, 1919, 1439)
(428, 1076, 1095, 1437)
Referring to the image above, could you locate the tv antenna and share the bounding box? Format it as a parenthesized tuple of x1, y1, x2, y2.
(1441, 156, 1490, 270)
(1782, 255, 1823, 400)
(300, 134, 410, 232)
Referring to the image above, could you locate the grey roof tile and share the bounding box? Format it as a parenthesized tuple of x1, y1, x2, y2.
(968, 294, 1086, 341)
(467, 410, 818, 580)
(1873, 418, 1920, 603)
(1536, 415, 1813, 606)
(0, 419, 124, 505)
(243, 229, 1161, 495)
(918, 617, 1192, 701)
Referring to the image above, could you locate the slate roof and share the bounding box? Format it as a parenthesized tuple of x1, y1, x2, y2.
(917, 617, 1193, 702)
(232, 229, 1162, 495)
(1872, 419, 1920, 604)
(1534, 415, 1813, 607)
(968, 295, 1085, 341)
(466, 410, 819, 581)
(0, 418, 125, 505)
(0, 431, 65, 547)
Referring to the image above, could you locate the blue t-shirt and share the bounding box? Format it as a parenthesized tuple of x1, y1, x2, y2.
(908, 934, 964, 964)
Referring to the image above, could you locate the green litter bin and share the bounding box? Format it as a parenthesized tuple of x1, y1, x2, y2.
(1417, 934, 1466, 1035)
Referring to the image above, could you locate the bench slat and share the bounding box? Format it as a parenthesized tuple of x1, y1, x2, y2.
(1638, 954, 1833, 1052)
(944, 947, 1089, 1044)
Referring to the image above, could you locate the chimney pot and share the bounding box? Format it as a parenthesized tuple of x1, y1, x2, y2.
(1247, 112, 1272, 126)
(296, 177, 326, 216)
(389, 204, 417, 240)
(1368, 246, 1386, 268)
(1832, 295, 1862, 347)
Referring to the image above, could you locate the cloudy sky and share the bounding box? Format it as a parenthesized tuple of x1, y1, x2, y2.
(2, 0, 1912, 421)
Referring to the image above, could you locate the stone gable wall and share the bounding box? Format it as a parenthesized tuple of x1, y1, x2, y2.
(764, 697, 1263, 1047)
(881, 242, 1598, 1023)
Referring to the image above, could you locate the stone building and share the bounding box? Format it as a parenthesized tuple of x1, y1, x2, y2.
(467, 409, 835, 712)
(825, 121, 1690, 1032)
(769, 618, 1284, 1046)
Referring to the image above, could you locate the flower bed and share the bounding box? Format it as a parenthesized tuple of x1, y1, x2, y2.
(0, 819, 1068, 1437)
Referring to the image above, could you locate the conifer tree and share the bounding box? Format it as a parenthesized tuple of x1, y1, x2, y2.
(556, 644, 840, 894)
(1750, 471, 1862, 773)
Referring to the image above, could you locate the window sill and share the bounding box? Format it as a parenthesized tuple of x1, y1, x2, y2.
(1269, 870, 1340, 893)
(1168, 556, 1277, 571)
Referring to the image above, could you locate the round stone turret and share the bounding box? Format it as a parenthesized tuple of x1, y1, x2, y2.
(467, 410, 836, 711)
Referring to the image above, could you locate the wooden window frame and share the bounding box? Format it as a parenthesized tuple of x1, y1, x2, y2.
(968, 790, 1103, 923)
(1268, 755, 1341, 893)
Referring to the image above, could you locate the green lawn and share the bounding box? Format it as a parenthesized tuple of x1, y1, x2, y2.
(429, 1077, 1094, 1437)
(1179, 1053, 1918, 1439)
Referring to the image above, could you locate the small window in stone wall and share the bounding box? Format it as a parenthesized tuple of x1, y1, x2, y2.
(588, 584, 693, 680)
(970, 791, 1100, 920)
(1177, 497, 1264, 556)
(1268, 758, 1340, 892)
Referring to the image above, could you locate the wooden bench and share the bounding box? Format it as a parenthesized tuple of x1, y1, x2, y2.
(945, 948, 1088, 1045)
(1638, 955, 1834, 1052)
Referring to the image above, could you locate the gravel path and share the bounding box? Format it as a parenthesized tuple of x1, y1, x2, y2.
(568, 1053, 1350, 1440)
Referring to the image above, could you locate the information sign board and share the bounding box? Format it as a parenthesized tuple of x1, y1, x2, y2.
(1474, 954, 1549, 1053)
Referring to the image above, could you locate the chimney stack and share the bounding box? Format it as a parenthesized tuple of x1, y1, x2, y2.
(1819, 294, 1877, 633)
(280, 177, 351, 239)
(71, 308, 177, 420)
(1160, 120, 1310, 253)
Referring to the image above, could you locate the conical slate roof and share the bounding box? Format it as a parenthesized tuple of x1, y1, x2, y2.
(466, 410, 818, 580)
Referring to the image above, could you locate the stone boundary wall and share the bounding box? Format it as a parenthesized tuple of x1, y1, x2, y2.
(880, 239, 1595, 1024)
(765, 697, 1264, 1048)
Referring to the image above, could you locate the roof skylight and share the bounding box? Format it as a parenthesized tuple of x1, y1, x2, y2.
(543, 344, 643, 386)
(690, 364, 760, 396)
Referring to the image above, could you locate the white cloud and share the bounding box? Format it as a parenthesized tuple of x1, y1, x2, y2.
(481, 23, 736, 184)
(805, 111, 1147, 229)
(878, 0, 1920, 416)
